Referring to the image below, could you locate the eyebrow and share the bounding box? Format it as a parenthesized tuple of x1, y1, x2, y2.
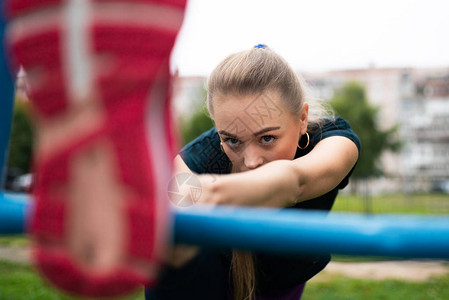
(252, 126, 281, 137)
(218, 130, 238, 139)
(218, 126, 280, 139)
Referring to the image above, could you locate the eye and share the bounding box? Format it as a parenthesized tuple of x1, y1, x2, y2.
(223, 137, 242, 148)
(260, 135, 276, 145)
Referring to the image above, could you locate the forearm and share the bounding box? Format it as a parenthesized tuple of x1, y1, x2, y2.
(198, 160, 301, 208)
(196, 137, 358, 207)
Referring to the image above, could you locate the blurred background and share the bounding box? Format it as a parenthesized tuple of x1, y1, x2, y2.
(2, 1, 449, 299)
(170, 0, 449, 215)
(6, 0, 449, 214)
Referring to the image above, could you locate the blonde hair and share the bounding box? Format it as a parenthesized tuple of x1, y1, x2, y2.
(207, 45, 332, 133)
(231, 250, 255, 300)
(206, 46, 331, 300)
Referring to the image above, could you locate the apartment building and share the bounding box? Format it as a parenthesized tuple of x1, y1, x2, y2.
(305, 67, 449, 193)
(400, 74, 449, 192)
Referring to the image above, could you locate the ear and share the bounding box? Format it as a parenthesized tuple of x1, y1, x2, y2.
(299, 102, 309, 135)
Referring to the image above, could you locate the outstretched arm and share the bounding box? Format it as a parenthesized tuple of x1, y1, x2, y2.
(185, 136, 358, 208)
(167, 136, 357, 267)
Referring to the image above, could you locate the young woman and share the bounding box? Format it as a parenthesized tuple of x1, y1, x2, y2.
(146, 45, 360, 299)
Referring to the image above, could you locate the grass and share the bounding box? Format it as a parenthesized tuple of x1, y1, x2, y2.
(0, 234, 29, 247)
(331, 255, 409, 263)
(1, 194, 448, 298)
(1, 259, 448, 300)
(303, 274, 449, 300)
(0, 260, 144, 300)
(333, 193, 449, 214)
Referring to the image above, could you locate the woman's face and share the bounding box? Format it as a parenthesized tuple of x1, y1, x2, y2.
(213, 90, 308, 172)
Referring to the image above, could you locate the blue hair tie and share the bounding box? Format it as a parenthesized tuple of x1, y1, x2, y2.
(254, 44, 266, 49)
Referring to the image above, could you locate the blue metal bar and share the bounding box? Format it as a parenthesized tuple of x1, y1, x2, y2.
(0, 192, 31, 234)
(0, 8, 16, 190)
(174, 206, 449, 259)
(1, 192, 449, 259)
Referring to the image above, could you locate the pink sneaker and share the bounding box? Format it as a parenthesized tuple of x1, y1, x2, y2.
(5, 0, 186, 297)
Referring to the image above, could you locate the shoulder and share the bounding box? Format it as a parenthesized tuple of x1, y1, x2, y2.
(311, 116, 361, 153)
(178, 127, 231, 174)
(181, 127, 220, 151)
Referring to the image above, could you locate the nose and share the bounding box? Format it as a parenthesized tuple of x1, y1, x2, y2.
(243, 146, 264, 170)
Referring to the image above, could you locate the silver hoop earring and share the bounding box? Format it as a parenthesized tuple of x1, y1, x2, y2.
(297, 132, 310, 150)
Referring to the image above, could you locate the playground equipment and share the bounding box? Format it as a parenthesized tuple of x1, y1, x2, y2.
(1, 192, 449, 259)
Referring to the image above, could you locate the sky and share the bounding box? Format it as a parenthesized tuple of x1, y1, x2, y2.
(171, 0, 449, 76)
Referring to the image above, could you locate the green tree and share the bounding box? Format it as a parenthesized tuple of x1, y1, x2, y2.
(330, 82, 401, 181)
(179, 86, 215, 146)
(180, 106, 214, 146)
(8, 100, 34, 173)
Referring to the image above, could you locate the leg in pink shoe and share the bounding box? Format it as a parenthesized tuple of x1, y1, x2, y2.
(4, 0, 186, 297)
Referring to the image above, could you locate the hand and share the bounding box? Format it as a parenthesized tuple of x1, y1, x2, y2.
(164, 243, 200, 268)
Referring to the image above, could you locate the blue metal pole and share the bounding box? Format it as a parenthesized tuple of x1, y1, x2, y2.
(0, 192, 31, 234)
(174, 206, 449, 259)
(0, 5, 16, 190)
(1, 192, 449, 259)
